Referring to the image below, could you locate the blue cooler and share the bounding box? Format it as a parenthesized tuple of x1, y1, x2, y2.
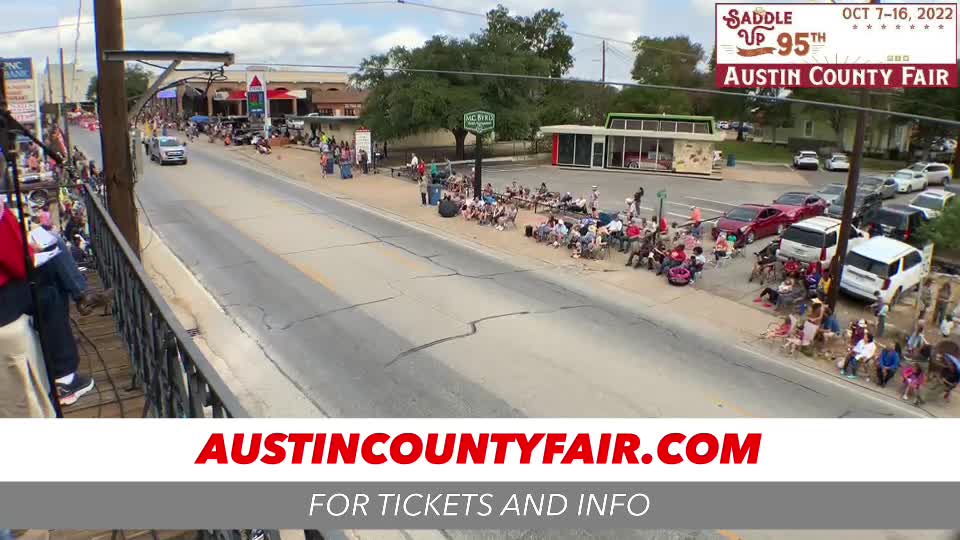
(428, 184, 441, 205)
(340, 163, 353, 179)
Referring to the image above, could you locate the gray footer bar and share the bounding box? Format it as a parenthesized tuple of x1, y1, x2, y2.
(0, 482, 956, 530)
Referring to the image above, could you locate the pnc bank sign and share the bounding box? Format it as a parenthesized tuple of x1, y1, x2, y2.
(1, 58, 33, 80)
(715, 3, 957, 88)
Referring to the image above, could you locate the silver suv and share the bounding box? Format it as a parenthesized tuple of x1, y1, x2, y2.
(150, 136, 187, 165)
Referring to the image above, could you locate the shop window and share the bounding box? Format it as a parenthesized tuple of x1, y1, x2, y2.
(625, 120, 644, 130)
(610, 119, 626, 129)
(574, 134, 592, 166)
(558, 134, 576, 164)
(661, 121, 677, 132)
(607, 136, 624, 168)
(677, 122, 694, 133)
(317, 108, 334, 116)
(624, 137, 643, 168)
(803, 120, 814, 137)
(693, 123, 709, 134)
(344, 107, 358, 116)
(641, 120, 659, 131)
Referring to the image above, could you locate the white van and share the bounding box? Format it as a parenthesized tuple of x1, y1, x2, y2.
(777, 216, 865, 268)
(840, 237, 926, 304)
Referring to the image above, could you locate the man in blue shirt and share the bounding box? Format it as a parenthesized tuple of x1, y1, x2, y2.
(875, 342, 901, 387)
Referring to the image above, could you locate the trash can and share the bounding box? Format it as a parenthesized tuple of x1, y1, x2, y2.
(428, 184, 442, 205)
(727, 154, 736, 167)
(325, 157, 334, 175)
(340, 163, 353, 179)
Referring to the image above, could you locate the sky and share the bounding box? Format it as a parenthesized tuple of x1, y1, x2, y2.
(0, 0, 751, 83)
(0, 0, 954, 84)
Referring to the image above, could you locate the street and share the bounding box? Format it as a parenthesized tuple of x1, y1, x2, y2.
(76, 131, 920, 419)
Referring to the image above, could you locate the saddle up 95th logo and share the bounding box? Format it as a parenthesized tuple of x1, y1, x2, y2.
(715, 3, 958, 88)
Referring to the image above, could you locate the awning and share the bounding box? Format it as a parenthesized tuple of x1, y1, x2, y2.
(219, 89, 307, 101)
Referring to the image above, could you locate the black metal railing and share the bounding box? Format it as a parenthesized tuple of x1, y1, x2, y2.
(83, 185, 247, 419)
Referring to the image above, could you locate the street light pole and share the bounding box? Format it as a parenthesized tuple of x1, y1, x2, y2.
(827, 90, 869, 311)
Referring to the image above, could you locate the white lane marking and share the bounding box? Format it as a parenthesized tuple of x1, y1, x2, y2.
(665, 201, 725, 214)
(686, 196, 739, 207)
(486, 166, 539, 173)
(734, 344, 928, 418)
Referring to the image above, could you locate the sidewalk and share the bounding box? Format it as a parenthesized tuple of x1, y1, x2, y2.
(224, 144, 959, 417)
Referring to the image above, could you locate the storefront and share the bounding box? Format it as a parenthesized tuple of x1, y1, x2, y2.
(541, 113, 723, 175)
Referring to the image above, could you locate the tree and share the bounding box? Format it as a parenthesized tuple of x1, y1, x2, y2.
(919, 201, 960, 251)
(482, 5, 573, 78)
(86, 64, 151, 107)
(618, 36, 706, 116)
(895, 65, 960, 169)
(354, 35, 551, 159)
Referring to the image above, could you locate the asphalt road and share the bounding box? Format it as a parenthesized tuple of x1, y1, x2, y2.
(75, 130, 925, 420)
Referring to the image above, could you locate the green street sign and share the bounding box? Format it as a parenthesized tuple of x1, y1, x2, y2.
(464, 110, 496, 135)
(656, 189, 667, 200)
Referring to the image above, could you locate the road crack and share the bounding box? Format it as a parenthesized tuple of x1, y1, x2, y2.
(277, 296, 401, 331)
(385, 311, 532, 367)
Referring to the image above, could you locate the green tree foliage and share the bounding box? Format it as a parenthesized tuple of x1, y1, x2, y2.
(919, 201, 960, 251)
(86, 64, 151, 106)
(895, 63, 960, 168)
(613, 36, 705, 115)
(354, 5, 567, 158)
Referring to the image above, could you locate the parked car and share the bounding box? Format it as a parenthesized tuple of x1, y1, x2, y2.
(826, 190, 882, 226)
(823, 153, 850, 172)
(149, 136, 187, 165)
(816, 183, 846, 206)
(907, 162, 952, 185)
(931, 138, 957, 153)
(909, 189, 956, 220)
(858, 175, 898, 199)
(777, 216, 865, 269)
(770, 191, 828, 222)
(712, 204, 791, 244)
(863, 205, 926, 244)
(840, 236, 926, 304)
(718, 120, 730, 130)
(793, 151, 820, 170)
(888, 168, 927, 193)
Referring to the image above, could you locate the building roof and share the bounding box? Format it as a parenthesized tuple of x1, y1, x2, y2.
(604, 112, 717, 128)
(539, 123, 723, 142)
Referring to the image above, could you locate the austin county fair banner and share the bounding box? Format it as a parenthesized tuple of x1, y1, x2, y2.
(715, 3, 958, 88)
(1, 57, 36, 123)
(1, 419, 960, 530)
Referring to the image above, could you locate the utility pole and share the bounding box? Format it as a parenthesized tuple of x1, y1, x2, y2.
(827, 93, 868, 311)
(58, 48, 71, 162)
(601, 40, 606, 83)
(94, 0, 140, 253)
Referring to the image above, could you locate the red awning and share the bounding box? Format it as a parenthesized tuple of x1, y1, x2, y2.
(226, 90, 246, 101)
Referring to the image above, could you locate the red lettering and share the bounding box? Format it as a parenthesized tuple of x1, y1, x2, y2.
(612, 433, 641, 464)
(425, 433, 456, 465)
(361, 432, 389, 465)
(686, 433, 720, 465)
(261, 433, 288, 465)
(657, 433, 685, 465)
(515, 433, 545, 464)
(456, 434, 489, 464)
(311, 433, 327, 464)
(390, 433, 424, 464)
(231, 433, 262, 465)
(328, 434, 359, 464)
(596, 433, 611, 464)
(721, 433, 762, 464)
(195, 433, 228, 464)
(287, 433, 313, 464)
(489, 434, 516, 464)
(542, 433, 567, 464)
(560, 434, 595, 464)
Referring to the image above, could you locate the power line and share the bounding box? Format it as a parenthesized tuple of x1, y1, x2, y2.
(236, 60, 960, 127)
(395, 0, 703, 59)
(0, 0, 393, 36)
